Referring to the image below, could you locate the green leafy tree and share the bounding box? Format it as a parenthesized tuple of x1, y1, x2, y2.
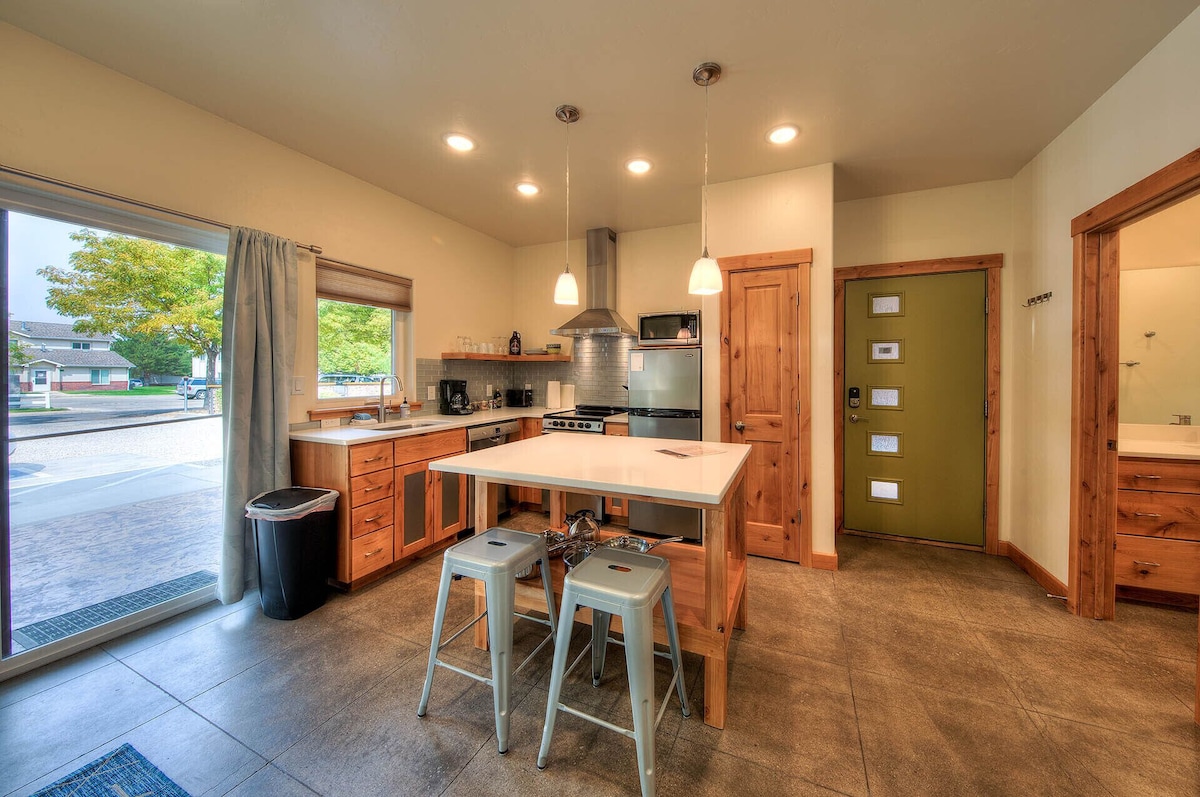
(317, 299, 392, 375)
(39, 229, 225, 411)
(9, 338, 32, 372)
(112, 332, 191, 384)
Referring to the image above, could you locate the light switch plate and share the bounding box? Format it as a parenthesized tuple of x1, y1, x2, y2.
(291, 376, 304, 395)
(427, 385, 436, 400)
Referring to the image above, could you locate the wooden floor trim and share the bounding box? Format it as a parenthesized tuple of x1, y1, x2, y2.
(999, 540, 1068, 597)
(811, 551, 838, 571)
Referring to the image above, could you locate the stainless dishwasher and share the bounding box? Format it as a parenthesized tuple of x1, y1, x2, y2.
(466, 420, 521, 529)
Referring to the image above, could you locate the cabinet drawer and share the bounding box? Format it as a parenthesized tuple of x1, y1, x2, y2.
(351, 526, 393, 579)
(1116, 490, 1200, 541)
(349, 441, 394, 476)
(1117, 458, 1200, 494)
(1115, 534, 1200, 594)
(394, 428, 467, 466)
(350, 470, 394, 506)
(351, 496, 394, 538)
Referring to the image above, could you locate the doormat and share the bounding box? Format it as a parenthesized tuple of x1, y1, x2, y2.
(13, 570, 217, 649)
(31, 743, 191, 797)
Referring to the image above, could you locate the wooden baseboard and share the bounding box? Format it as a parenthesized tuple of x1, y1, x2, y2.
(999, 540, 1067, 597)
(811, 550, 838, 571)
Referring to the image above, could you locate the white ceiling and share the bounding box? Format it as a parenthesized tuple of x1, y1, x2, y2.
(2, 1, 1197, 247)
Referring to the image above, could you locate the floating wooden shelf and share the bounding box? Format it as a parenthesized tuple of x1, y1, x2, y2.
(440, 352, 571, 362)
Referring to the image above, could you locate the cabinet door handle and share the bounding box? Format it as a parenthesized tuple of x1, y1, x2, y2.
(1132, 560, 1161, 567)
(364, 514, 384, 523)
(1132, 474, 1162, 480)
(363, 456, 385, 463)
(1133, 512, 1162, 518)
(364, 547, 384, 558)
(364, 485, 383, 493)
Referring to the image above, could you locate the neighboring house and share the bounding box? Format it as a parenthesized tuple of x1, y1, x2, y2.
(8, 320, 135, 392)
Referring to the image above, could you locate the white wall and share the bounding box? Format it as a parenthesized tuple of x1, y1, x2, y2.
(1009, 6, 1200, 582)
(0, 24, 515, 424)
(1118, 265, 1200, 425)
(708, 164, 836, 557)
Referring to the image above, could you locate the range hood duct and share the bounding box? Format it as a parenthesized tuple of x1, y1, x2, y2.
(550, 227, 636, 337)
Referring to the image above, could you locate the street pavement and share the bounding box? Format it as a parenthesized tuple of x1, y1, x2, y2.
(9, 391, 216, 438)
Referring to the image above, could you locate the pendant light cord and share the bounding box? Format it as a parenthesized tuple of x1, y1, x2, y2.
(565, 121, 571, 270)
(702, 80, 710, 258)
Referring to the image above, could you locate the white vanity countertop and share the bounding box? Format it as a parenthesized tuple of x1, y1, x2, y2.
(1118, 423, 1200, 461)
(431, 433, 751, 505)
(289, 407, 554, 445)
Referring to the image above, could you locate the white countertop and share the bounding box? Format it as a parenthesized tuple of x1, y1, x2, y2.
(430, 433, 751, 505)
(1118, 423, 1200, 461)
(289, 407, 555, 445)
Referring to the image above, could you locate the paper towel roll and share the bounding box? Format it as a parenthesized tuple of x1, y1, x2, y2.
(561, 383, 575, 409)
(546, 381, 561, 409)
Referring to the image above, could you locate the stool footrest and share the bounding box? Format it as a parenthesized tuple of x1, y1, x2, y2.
(436, 610, 487, 654)
(556, 702, 637, 740)
(513, 629, 556, 677)
(434, 658, 493, 687)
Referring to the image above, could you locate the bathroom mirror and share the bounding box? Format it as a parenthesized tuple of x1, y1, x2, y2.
(1118, 194, 1200, 426)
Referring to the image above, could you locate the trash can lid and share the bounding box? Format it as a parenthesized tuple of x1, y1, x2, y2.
(246, 487, 339, 520)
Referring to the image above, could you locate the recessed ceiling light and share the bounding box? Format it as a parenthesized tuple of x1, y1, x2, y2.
(767, 125, 798, 145)
(515, 182, 540, 196)
(625, 158, 652, 175)
(443, 133, 476, 152)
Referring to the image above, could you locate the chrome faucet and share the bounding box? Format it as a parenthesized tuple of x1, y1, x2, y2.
(379, 375, 402, 423)
(1170, 414, 1192, 426)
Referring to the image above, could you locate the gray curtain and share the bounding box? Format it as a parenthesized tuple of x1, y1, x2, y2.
(219, 227, 298, 604)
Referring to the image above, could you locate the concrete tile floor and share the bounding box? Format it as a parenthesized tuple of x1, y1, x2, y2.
(0, 526, 1197, 796)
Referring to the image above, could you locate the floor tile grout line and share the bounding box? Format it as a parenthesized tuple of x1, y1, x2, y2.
(833, 568, 876, 797)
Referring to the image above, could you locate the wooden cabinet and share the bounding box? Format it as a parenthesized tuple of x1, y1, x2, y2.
(605, 421, 630, 520)
(517, 417, 544, 507)
(291, 427, 467, 589)
(1115, 457, 1200, 598)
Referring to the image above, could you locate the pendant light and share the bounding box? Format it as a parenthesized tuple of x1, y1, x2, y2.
(688, 62, 723, 296)
(553, 104, 581, 305)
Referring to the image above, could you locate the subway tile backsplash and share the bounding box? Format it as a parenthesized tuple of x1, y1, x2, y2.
(413, 336, 634, 414)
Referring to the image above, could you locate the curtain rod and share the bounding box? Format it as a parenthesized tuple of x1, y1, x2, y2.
(0, 164, 323, 254)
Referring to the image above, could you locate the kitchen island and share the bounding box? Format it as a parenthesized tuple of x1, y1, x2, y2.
(431, 432, 751, 728)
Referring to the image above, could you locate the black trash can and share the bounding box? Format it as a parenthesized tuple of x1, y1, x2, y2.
(245, 487, 339, 620)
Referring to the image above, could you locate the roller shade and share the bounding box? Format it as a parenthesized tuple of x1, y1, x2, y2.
(315, 258, 412, 312)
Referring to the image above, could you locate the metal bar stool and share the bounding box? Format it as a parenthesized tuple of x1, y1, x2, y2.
(417, 527, 557, 755)
(537, 547, 690, 797)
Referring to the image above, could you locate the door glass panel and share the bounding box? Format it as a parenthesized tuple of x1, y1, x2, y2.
(441, 472, 460, 528)
(403, 469, 426, 545)
(5, 210, 225, 656)
(868, 292, 904, 316)
(868, 432, 902, 456)
(869, 340, 903, 363)
(868, 386, 902, 409)
(867, 478, 903, 503)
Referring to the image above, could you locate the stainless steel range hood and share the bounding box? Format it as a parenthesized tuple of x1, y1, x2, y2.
(551, 227, 636, 337)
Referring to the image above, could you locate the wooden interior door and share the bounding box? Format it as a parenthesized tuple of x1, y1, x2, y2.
(727, 267, 800, 561)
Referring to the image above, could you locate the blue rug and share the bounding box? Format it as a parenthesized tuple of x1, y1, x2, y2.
(32, 743, 191, 797)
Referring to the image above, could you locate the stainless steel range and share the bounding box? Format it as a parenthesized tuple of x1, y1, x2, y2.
(540, 405, 625, 434)
(540, 405, 627, 518)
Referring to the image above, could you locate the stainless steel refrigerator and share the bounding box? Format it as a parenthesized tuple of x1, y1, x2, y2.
(627, 347, 703, 541)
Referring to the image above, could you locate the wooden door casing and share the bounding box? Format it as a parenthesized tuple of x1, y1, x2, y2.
(720, 251, 811, 564)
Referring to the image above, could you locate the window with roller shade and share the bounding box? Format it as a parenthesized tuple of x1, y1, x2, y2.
(315, 258, 412, 401)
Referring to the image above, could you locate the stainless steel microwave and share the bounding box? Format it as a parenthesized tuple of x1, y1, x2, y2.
(637, 311, 700, 347)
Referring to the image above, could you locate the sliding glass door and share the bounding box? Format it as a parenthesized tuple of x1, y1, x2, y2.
(2, 202, 227, 668)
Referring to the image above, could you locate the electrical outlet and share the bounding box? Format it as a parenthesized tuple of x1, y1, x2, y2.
(291, 376, 304, 395)
(427, 385, 436, 400)
(320, 418, 339, 428)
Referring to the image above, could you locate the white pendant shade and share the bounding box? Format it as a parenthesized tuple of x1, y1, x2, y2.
(688, 255, 722, 295)
(554, 268, 579, 305)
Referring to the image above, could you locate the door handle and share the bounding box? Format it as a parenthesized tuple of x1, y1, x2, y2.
(734, 421, 745, 432)
(849, 414, 867, 424)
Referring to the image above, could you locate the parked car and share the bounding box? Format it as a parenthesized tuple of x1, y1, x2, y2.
(176, 376, 219, 399)
(129, 378, 144, 388)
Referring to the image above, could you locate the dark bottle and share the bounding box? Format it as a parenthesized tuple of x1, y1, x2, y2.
(508, 331, 521, 355)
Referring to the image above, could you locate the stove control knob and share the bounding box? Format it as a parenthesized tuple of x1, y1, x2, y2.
(568, 421, 576, 428)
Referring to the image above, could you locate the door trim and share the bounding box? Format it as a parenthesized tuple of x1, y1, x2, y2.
(834, 254, 1003, 554)
(1069, 147, 1200, 620)
(718, 249, 813, 565)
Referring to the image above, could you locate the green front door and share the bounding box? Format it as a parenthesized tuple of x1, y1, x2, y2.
(843, 271, 986, 545)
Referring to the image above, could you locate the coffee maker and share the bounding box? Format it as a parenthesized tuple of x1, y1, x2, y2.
(438, 379, 472, 415)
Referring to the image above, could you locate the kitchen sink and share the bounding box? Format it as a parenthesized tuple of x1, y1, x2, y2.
(375, 419, 449, 430)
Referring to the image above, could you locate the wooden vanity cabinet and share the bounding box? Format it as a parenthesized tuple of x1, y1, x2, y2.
(1115, 457, 1200, 598)
(291, 427, 466, 589)
(604, 421, 630, 520)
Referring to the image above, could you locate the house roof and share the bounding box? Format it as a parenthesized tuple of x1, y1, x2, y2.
(23, 349, 134, 369)
(9, 320, 116, 343)
(0, 1, 1195, 246)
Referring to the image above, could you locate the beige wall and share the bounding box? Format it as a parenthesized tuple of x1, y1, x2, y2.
(0, 24, 515, 424)
(1009, 6, 1200, 582)
(707, 164, 836, 557)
